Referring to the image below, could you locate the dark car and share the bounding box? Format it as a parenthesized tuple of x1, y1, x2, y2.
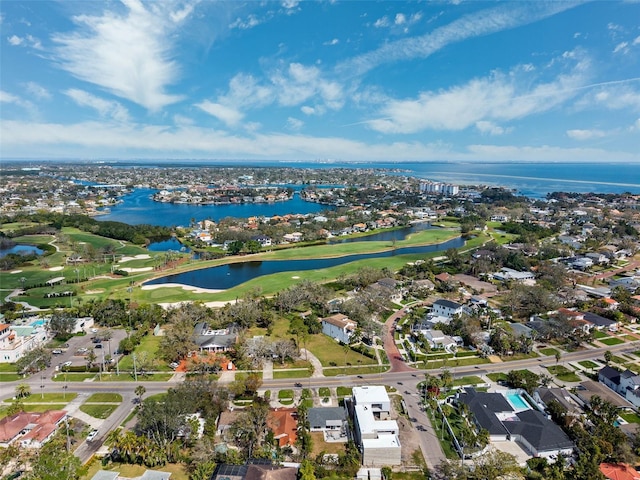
(294, 382, 303, 387)
(94, 343, 103, 349)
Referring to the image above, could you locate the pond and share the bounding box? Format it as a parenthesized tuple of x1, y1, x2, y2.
(147, 238, 190, 252)
(144, 236, 464, 290)
(0, 244, 44, 258)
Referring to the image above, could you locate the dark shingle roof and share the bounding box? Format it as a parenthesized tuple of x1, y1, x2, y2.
(583, 312, 616, 327)
(457, 388, 512, 436)
(433, 299, 462, 310)
(504, 410, 573, 453)
(599, 366, 622, 385)
(308, 407, 346, 428)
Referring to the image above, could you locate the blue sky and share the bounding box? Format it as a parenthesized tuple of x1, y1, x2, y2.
(1, 0, 639, 162)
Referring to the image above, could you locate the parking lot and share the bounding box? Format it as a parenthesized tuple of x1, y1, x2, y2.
(52, 327, 128, 371)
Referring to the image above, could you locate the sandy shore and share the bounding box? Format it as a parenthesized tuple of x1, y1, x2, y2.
(141, 283, 223, 294)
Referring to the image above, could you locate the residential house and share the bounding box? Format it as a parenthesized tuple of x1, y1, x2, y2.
(349, 386, 401, 466)
(193, 324, 237, 352)
(0, 410, 67, 448)
(599, 463, 640, 480)
(308, 407, 346, 434)
(418, 330, 460, 352)
(492, 268, 536, 283)
(456, 388, 573, 459)
(267, 408, 298, 448)
(583, 312, 618, 332)
(598, 366, 640, 408)
(321, 314, 357, 344)
(253, 235, 272, 247)
(431, 299, 466, 319)
(210, 461, 297, 480)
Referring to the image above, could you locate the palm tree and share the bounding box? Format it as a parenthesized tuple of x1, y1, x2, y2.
(135, 385, 146, 404)
(15, 383, 31, 399)
(440, 368, 453, 392)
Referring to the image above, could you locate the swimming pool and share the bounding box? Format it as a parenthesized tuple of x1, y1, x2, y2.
(30, 320, 45, 327)
(505, 392, 529, 410)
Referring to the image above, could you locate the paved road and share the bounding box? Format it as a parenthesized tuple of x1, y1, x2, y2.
(2, 336, 636, 468)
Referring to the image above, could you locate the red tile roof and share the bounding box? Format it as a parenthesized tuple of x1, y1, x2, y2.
(0, 410, 66, 446)
(267, 408, 297, 447)
(600, 463, 640, 480)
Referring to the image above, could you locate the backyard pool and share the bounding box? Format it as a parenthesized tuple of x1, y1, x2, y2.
(30, 319, 45, 327)
(505, 392, 529, 411)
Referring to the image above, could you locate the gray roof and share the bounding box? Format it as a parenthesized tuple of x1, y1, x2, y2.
(457, 388, 512, 436)
(504, 410, 573, 452)
(433, 299, 462, 309)
(537, 387, 577, 414)
(308, 407, 346, 428)
(140, 471, 172, 480)
(583, 312, 615, 327)
(599, 366, 621, 386)
(90, 472, 119, 480)
(509, 322, 533, 338)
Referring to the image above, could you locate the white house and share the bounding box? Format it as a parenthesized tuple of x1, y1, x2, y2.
(0, 323, 48, 364)
(431, 299, 466, 319)
(351, 386, 401, 466)
(321, 314, 357, 344)
(492, 268, 536, 283)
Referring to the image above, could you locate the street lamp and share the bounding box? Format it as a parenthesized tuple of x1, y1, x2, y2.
(40, 374, 45, 399)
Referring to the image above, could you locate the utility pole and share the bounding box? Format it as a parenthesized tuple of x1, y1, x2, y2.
(133, 353, 138, 381)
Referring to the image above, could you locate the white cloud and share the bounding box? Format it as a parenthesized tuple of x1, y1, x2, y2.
(323, 38, 339, 46)
(566, 129, 606, 140)
(577, 84, 640, 112)
(229, 14, 262, 30)
(338, 2, 582, 77)
(475, 121, 510, 136)
(367, 51, 590, 134)
(52, 1, 188, 111)
(24, 82, 51, 100)
(3, 119, 639, 163)
(286, 117, 304, 131)
(195, 100, 244, 126)
(282, 0, 299, 9)
(395, 14, 406, 25)
(7, 34, 42, 49)
(0, 90, 36, 111)
(374, 16, 389, 28)
(613, 41, 629, 54)
(634, 36, 640, 46)
(301, 106, 316, 115)
(65, 89, 130, 122)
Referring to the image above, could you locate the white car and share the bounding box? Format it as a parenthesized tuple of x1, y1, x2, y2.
(86, 430, 98, 442)
(63, 361, 72, 367)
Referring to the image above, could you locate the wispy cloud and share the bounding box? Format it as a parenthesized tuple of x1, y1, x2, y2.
(195, 100, 244, 126)
(566, 129, 607, 140)
(7, 34, 42, 49)
(65, 89, 130, 122)
(339, 1, 584, 77)
(366, 50, 591, 134)
(24, 82, 51, 101)
(52, 1, 192, 110)
(0, 90, 36, 113)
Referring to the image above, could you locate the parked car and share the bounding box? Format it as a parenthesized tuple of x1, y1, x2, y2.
(63, 361, 72, 367)
(169, 362, 179, 369)
(94, 343, 102, 349)
(52, 349, 62, 354)
(86, 430, 98, 442)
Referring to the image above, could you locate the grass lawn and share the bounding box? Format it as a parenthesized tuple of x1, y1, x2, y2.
(539, 347, 560, 357)
(323, 365, 388, 376)
(86, 393, 122, 403)
(0, 403, 67, 419)
(623, 335, 638, 341)
(600, 337, 625, 346)
(546, 365, 582, 382)
(452, 376, 484, 387)
(278, 389, 294, 399)
(424, 357, 490, 369)
(336, 386, 352, 397)
(620, 412, 640, 424)
(610, 355, 628, 365)
(79, 403, 118, 419)
(272, 369, 311, 379)
(117, 335, 168, 371)
(98, 372, 173, 382)
(503, 352, 540, 361)
(579, 360, 600, 369)
(9, 393, 78, 403)
(82, 461, 188, 480)
(310, 431, 346, 457)
(318, 387, 330, 397)
(0, 364, 21, 382)
(593, 330, 609, 339)
(304, 334, 377, 367)
(487, 372, 508, 383)
(52, 373, 96, 382)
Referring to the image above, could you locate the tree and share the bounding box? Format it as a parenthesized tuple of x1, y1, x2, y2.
(604, 350, 613, 366)
(273, 340, 297, 365)
(86, 349, 97, 370)
(439, 369, 453, 392)
(135, 385, 146, 404)
(15, 383, 31, 399)
(26, 436, 82, 480)
(555, 350, 562, 364)
(299, 459, 316, 480)
(48, 312, 76, 340)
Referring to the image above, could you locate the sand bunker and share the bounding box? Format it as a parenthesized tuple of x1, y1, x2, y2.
(120, 267, 153, 273)
(85, 289, 105, 294)
(10, 270, 23, 274)
(292, 276, 300, 279)
(49, 266, 64, 271)
(119, 254, 151, 262)
(141, 283, 223, 294)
